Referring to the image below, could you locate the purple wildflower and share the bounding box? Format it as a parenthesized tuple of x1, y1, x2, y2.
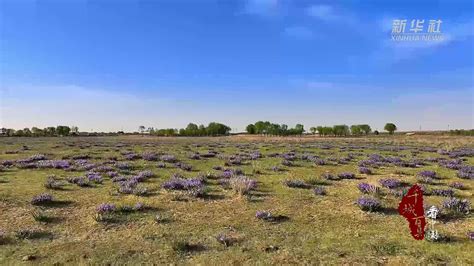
(442, 197, 470, 215)
(31, 193, 53, 205)
(457, 166, 474, 180)
(418, 170, 437, 179)
(142, 152, 158, 161)
(124, 153, 140, 160)
(160, 155, 177, 163)
(468, 231, 474, 241)
(379, 178, 401, 189)
(356, 196, 382, 212)
(96, 203, 116, 214)
(86, 172, 103, 184)
(283, 179, 310, 189)
(337, 172, 355, 179)
(313, 186, 326, 195)
(174, 162, 192, 171)
(115, 162, 132, 170)
(357, 183, 380, 194)
(322, 172, 338, 180)
(431, 188, 455, 197)
(359, 167, 372, 175)
(449, 182, 465, 190)
(256, 210, 272, 220)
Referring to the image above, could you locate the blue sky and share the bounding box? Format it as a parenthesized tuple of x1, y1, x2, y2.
(0, 0, 473, 132)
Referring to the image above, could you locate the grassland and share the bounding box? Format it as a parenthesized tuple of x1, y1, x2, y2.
(0, 135, 473, 264)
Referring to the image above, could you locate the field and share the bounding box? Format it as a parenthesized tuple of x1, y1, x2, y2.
(0, 135, 473, 264)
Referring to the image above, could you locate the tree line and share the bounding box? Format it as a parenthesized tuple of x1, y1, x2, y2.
(139, 122, 231, 137)
(245, 122, 398, 136)
(0, 126, 79, 137)
(0, 122, 400, 137)
(245, 121, 305, 136)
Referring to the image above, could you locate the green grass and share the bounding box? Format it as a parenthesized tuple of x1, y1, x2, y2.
(0, 135, 472, 264)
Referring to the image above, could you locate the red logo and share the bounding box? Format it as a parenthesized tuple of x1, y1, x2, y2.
(398, 184, 426, 240)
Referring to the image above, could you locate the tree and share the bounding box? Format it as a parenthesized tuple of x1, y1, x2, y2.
(359, 124, 372, 135)
(44, 127, 56, 136)
(254, 121, 269, 135)
(384, 123, 397, 135)
(333, 125, 350, 137)
(56, 126, 71, 136)
(198, 124, 206, 136)
(185, 123, 199, 136)
(206, 122, 231, 136)
(294, 124, 304, 135)
(31, 127, 44, 137)
(310, 127, 317, 135)
(138, 126, 146, 134)
(246, 124, 256, 134)
(23, 128, 32, 137)
(6, 128, 16, 136)
(350, 125, 362, 136)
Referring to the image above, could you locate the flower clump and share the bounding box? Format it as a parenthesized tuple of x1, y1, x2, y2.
(356, 196, 381, 212)
(357, 183, 380, 195)
(337, 172, 355, 179)
(255, 210, 272, 220)
(442, 197, 470, 215)
(379, 178, 401, 189)
(283, 179, 310, 189)
(31, 193, 53, 205)
(431, 188, 455, 197)
(162, 176, 206, 197)
(313, 186, 326, 196)
(226, 176, 257, 195)
(358, 167, 372, 175)
(457, 166, 474, 180)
